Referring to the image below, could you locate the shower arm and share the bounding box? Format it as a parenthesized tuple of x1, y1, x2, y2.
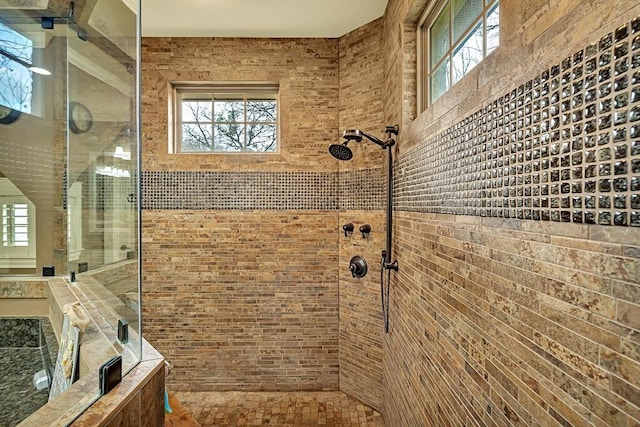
(358, 131, 394, 149)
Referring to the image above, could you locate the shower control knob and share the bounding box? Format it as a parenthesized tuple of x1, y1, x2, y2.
(359, 224, 371, 238)
(349, 255, 368, 278)
(342, 223, 354, 237)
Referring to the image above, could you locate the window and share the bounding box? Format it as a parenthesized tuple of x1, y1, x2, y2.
(2, 203, 29, 247)
(171, 83, 279, 153)
(0, 195, 36, 268)
(0, 178, 36, 268)
(420, 0, 499, 108)
(0, 22, 34, 114)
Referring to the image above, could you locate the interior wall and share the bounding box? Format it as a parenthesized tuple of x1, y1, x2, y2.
(337, 18, 386, 411)
(141, 37, 342, 391)
(383, 0, 640, 425)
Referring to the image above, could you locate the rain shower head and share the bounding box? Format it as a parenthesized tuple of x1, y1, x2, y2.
(329, 143, 353, 161)
(342, 129, 363, 142)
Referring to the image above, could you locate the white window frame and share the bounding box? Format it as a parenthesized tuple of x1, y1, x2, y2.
(418, 0, 499, 111)
(0, 196, 36, 268)
(169, 82, 280, 154)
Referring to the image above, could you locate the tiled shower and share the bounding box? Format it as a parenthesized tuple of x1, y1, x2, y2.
(140, 1, 640, 425)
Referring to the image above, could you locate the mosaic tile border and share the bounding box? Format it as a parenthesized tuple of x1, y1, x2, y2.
(142, 169, 385, 211)
(74, 171, 136, 210)
(142, 171, 339, 210)
(339, 168, 385, 210)
(395, 16, 640, 226)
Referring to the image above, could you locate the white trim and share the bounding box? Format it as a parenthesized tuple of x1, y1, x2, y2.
(0, 258, 36, 268)
(0, 191, 36, 264)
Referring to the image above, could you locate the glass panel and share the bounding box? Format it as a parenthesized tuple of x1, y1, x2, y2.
(246, 124, 277, 152)
(0, 14, 51, 277)
(182, 123, 213, 151)
(452, 23, 484, 84)
(214, 123, 245, 151)
(179, 94, 278, 152)
(430, 6, 450, 68)
(1, 2, 141, 421)
(214, 99, 245, 122)
(452, 0, 482, 42)
(486, 2, 500, 54)
(431, 57, 450, 103)
(182, 99, 212, 122)
(247, 100, 277, 122)
(64, 0, 142, 420)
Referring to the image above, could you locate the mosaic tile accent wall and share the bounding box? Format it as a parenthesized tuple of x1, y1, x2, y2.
(339, 168, 385, 211)
(396, 17, 640, 227)
(142, 171, 337, 210)
(384, 1, 640, 426)
(141, 170, 385, 211)
(142, 36, 373, 395)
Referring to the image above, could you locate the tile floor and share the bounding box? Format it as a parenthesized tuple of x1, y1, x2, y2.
(173, 391, 384, 426)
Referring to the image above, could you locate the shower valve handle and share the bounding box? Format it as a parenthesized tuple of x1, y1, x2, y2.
(343, 223, 354, 237)
(349, 256, 368, 278)
(359, 224, 371, 238)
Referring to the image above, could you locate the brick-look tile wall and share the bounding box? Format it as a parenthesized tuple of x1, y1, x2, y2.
(142, 210, 339, 390)
(383, 0, 640, 425)
(337, 19, 387, 412)
(142, 37, 340, 172)
(141, 37, 341, 391)
(339, 18, 386, 171)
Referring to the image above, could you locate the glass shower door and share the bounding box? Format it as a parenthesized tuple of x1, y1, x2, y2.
(1, 1, 141, 424)
(65, 0, 141, 372)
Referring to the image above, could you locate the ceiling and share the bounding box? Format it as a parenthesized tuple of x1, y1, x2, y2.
(140, 0, 388, 38)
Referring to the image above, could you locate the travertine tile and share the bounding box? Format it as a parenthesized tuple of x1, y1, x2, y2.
(382, 1, 640, 423)
(138, 3, 640, 427)
(172, 391, 383, 427)
(142, 210, 340, 392)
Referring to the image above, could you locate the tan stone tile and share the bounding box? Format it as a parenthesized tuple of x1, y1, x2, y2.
(600, 350, 640, 389)
(617, 301, 640, 331)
